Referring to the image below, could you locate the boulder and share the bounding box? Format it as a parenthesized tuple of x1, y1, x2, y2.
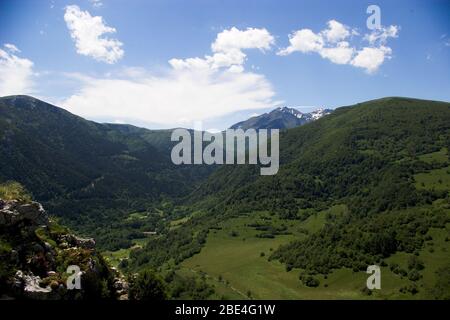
(14, 270, 55, 300)
(74, 236, 96, 250)
(59, 234, 96, 250)
(113, 276, 129, 298)
(0, 200, 48, 228)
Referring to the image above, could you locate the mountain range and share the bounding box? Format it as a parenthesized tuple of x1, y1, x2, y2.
(127, 96, 450, 299)
(1, 94, 449, 300)
(230, 106, 333, 130)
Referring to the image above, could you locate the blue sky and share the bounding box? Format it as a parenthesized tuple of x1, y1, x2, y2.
(0, 0, 449, 130)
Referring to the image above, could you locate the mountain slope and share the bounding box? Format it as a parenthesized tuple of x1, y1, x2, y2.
(230, 106, 332, 130)
(196, 97, 450, 211)
(129, 97, 450, 299)
(0, 95, 212, 248)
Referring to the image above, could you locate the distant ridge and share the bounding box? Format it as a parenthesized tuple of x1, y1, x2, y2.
(230, 106, 333, 130)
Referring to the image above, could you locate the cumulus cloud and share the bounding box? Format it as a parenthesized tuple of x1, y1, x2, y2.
(319, 41, 354, 64)
(278, 20, 399, 73)
(211, 27, 274, 52)
(350, 46, 392, 73)
(322, 20, 355, 43)
(278, 29, 324, 55)
(278, 20, 352, 56)
(170, 27, 274, 71)
(0, 44, 35, 96)
(64, 5, 123, 64)
(61, 27, 279, 127)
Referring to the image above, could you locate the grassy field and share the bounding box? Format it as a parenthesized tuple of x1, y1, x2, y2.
(181, 206, 450, 299)
(415, 166, 450, 191)
(414, 148, 450, 192)
(103, 237, 149, 268)
(170, 216, 191, 230)
(178, 149, 450, 299)
(418, 148, 448, 164)
(101, 170, 450, 300)
(181, 207, 354, 299)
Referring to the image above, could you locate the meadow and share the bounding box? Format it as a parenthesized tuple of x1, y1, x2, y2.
(181, 206, 449, 299)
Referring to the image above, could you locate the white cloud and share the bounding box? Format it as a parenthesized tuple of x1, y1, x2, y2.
(211, 27, 274, 52)
(319, 41, 354, 64)
(4, 43, 20, 53)
(278, 29, 324, 55)
(62, 68, 277, 126)
(363, 25, 399, 45)
(0, 44, 35, 96)
(350, 46, 392, 74)
(170, 27, 274, 71)
(278, 20, 399, 73)
(322, 20, 352, 43)
(64, 5, 123, 64)
(61, 27, 279, 127)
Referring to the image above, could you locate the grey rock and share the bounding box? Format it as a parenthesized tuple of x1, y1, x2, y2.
(59, 234, 95, 249)
(0, 200, 48, 228)
(74, 236, 96, 249)
(13, 270, 56, 300)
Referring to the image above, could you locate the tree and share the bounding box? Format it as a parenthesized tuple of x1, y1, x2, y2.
(407, 256, 424, 271)
(128, 269, 168, 300)
(408, 269, 421, 282)
(299, 274, 320, 287)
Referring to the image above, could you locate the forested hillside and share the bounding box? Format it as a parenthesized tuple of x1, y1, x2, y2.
(0, 95, 212, 249)
(127, 97, 450, 299)
(1, 95, 449, 299)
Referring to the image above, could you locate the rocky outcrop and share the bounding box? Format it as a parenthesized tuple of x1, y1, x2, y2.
(59, 234, 96, 250)
(14, 271, 52, 300)
(0, 200, 48, 228)
(0, 198, 127, 300)
(111, 268, 129, 300)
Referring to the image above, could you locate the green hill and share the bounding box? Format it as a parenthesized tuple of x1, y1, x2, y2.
(1, 95, 449, 299)
(127, 97, 450, 299)
(0, 95, 212, 249)
(194, 97, 450, 212)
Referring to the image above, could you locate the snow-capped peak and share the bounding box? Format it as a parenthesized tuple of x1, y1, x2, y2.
(275, 106, 331, 120)
(310, 108, 327, 120)
(230, 106, 332, 130)
(274, 106, 304, 118)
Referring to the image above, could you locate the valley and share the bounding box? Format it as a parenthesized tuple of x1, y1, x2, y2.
(1, 95, 449, 300)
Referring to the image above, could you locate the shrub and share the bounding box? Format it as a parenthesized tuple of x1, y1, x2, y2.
(407, 256, 424, 271)
(0, 181, 32, 202)
(128, 269, 168, 300)
(408, 270, 421, 281)
(300, 275, 320, 287)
